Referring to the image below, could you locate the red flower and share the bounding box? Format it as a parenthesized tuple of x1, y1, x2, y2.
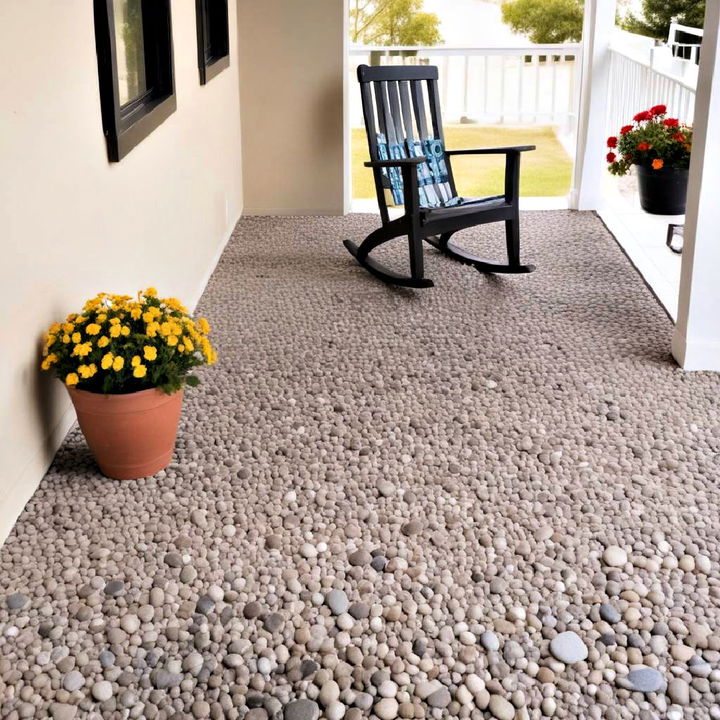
(637, 142, 651, 151)
(607, 136, 618, 148)
(663, 117, 679, 127)
(634, 110, 652, 122)
(607, 152, 616, 163)
(673, 132, 685, 142)
(650, 104, 667, 116)
(620, 125, 634, 135)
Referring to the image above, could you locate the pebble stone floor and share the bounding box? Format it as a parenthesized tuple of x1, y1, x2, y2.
(2, 211, 720, 720)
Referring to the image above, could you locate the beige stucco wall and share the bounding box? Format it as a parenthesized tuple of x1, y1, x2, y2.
(0, 0, 244, 542)
(238, 0, 346, 215)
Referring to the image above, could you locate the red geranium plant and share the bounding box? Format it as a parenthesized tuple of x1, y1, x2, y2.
(606, 105, 693, 176)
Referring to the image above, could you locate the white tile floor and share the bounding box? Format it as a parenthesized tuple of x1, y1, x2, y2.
(597, 176, 683, 321)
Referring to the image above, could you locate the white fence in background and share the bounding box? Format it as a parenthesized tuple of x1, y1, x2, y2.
(348, 45, 581, 134)
(606, 29, 698, 136)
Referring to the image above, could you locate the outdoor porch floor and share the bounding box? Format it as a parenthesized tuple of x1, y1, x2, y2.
(2, 211, 720, 720)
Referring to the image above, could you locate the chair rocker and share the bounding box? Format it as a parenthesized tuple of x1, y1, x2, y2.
(344, 64, 536, 288)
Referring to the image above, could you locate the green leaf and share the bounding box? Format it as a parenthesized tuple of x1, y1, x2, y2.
(185, 375, 200, 387)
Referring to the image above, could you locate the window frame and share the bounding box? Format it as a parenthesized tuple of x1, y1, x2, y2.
(94, 0, 176, 162)
(195, 0, 230, 85)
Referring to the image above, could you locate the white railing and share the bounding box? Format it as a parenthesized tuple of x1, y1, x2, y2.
(606, 33, 698, 137)
(349, 45, 581, 133)
(668, 22, 703, 64)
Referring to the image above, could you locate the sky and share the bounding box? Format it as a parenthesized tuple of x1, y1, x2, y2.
(422, 0, 647, 46)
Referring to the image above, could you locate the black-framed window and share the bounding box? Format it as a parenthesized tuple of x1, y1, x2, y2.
(94, 0, 176, 162)
(196, 0, 230, 85)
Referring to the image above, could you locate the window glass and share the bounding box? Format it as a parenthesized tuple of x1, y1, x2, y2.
(114, 0, 147, 107)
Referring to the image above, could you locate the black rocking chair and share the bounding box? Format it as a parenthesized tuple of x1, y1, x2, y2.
(344, 64, 536, 288)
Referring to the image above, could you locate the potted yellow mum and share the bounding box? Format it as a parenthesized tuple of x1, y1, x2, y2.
(41, 288, 216, 479)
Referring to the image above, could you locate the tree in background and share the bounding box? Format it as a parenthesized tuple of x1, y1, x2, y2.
(621, 0, 705, 40)
(501, 0, 583, 44)
(350, 0, 442, 46)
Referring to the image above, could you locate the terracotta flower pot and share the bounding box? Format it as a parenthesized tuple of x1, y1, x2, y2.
(67, 387, 184, 480)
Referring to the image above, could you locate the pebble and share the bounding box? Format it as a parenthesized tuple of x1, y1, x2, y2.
(489, 694, 516, 720)
(480, 631, 500, 651)
(427, 687, 451, 708)
(549, 631, 588, 664)
(668, 678, 690, 705)
(599, 604, 621, 623)
(284, 699, 320, 720)
(62, 670, 84, 692)
(326, 589, 349, 615)
(624, 667, 666, 693)
(91, 680, 113, 701)
(374, 698, 399, 719)
(603, 546, 628, 567)
(49, 704, 77, 720)
(6, 593, 29, 611)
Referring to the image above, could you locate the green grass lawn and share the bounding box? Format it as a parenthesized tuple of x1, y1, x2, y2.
(352, 125, 572, 199)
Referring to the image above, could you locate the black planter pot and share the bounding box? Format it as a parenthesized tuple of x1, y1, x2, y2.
(636, 165, 689, 215)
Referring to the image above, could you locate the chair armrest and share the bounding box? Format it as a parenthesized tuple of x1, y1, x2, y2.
(364, 157, 426, 168)
(446, 145, 536, 156)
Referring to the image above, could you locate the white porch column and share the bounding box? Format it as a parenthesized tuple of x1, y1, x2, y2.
(672, 0, 720, 370)
(570, 0, 617, 210)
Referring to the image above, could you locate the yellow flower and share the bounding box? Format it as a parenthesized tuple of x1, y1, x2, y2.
(98, 336, 110, 348)
(97, 313, 107, 323)
(62, 334, 71, 344)
(63, 322, 75, 333)
(101, 352, 114, 370)
(41, 354, 58, 370)
(78, 364, 98, 379)
(65, 373, 79, 386)
(183, 336, 194, 352)
(72, 342, 92, 358)
(45, 333, 57, 347)
(109, 318, 121, 325)
(121, 326, 130, 336)
(109, 324, 122, 338)
(75, 315, 87, 324)
(163, 297, 187, 312)
(178, 344, 185, 353)
(72, 332, 82, 344)
(86, 323, 102, 335)
(159, 322, 173, 337)
(167, 335, 178, 347)
(112, 356, 124, 371)
(197, 318, 211, 335)
(144, 287, 158, 297)
(133, 364, 147, 378)
(48, 322, 62, 335)
(143, 346, 157, 361)
(146, 321, 160, 337)
(131, 355, 141, 367)
(130, 306, 142, 320)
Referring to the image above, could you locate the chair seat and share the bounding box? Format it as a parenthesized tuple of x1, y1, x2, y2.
(419, 195, 507, 224)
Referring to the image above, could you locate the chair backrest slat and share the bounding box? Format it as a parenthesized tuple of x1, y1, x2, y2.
(373, 81, 391, 144)
(410, 80, 429, 141)
(360, 81, 379, 160)
(398, 81, 415, 142)
(427, 79, 445, 144)
(386, 81, 407, 147)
